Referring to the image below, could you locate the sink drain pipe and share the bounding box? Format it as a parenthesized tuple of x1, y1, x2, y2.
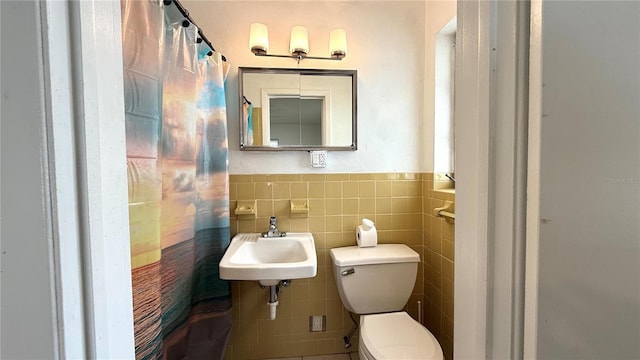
(268, 285, 279, 320)
(263, 281, 290, 320)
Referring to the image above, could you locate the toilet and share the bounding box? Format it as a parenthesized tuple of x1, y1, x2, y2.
(330, 244, 444, 360)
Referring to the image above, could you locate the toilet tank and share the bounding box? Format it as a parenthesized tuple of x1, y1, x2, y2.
(329, 244, 419, 314)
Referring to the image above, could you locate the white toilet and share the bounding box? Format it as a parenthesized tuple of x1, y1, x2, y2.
(330, 244, 444, 360)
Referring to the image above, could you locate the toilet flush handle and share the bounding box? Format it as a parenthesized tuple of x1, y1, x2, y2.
(341, 268, 355, 276)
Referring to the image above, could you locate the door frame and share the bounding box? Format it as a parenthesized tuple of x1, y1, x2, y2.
(455, 1, 530, 358)
(41, 1, 135, 358)
(523, 0, 542, 357)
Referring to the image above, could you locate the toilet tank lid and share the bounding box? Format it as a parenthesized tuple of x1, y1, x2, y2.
(330, 244, 419, 266)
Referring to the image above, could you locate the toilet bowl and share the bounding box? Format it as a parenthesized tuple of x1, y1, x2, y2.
(359, 312, 443, 360)
(329, 244, 444, 360)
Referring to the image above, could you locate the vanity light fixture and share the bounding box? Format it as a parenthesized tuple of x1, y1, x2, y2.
(249, 23, 347, 63)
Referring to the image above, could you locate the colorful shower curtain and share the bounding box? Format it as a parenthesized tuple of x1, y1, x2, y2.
(122, 0, 232, 358)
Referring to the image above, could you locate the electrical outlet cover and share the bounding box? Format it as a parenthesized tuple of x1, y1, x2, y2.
(309, 315, 326, 332)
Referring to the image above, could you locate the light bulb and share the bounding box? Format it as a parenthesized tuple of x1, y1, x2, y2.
(329, 28, 347, 59)
(249, 23, 269, 54)
(289, 26, 309, 55)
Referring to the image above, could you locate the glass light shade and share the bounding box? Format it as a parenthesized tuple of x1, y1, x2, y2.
(289, 26, 309, 54)
(329, 28, 347, 58)
(249, 23, 269, 53)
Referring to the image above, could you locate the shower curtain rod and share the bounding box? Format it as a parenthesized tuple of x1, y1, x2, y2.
(163, 0, 228, 62)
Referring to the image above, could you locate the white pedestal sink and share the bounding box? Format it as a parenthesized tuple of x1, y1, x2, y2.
(220, 232, 317, 286)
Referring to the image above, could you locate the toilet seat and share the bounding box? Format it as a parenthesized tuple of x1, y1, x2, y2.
(359, 312, 443, 360)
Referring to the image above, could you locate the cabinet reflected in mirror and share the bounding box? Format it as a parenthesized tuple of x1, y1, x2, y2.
(239, 67, 357, 151)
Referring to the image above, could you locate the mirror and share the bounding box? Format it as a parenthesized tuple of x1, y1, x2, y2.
(239, 67, 357, 151)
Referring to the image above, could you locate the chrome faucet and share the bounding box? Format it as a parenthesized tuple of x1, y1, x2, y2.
(262, 216, 286, 238)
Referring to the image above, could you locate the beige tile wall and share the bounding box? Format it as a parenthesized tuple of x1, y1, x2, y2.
(224, 172, 452, 360)
(423, 173, 455, 360)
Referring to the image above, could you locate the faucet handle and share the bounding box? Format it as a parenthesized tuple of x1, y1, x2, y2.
(262, 216, 285, 237)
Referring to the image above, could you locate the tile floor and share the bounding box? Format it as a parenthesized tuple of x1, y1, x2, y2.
(269, 352, 360, 360)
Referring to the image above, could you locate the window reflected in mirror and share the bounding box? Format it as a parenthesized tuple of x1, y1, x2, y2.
(270, 98, 323, 146)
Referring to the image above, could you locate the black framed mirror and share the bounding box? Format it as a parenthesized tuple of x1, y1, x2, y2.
(239, 67, 357, 151)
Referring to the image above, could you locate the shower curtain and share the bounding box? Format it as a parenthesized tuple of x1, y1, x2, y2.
(122, 0, 232, 358)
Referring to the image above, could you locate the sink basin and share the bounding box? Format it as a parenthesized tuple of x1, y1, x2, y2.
(220, 232, 317, 285)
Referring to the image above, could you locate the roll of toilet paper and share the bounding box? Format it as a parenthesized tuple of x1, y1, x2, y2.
(356, 219, 378, 247)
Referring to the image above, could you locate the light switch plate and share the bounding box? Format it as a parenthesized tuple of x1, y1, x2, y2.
(310, 150, 327, 168)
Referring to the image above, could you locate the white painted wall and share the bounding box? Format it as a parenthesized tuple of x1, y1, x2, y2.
(184, 0, 427, 174)
(526, 1, 640, 358)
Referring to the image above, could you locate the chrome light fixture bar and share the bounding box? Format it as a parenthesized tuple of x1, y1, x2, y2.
(249, 23, 347, 63)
